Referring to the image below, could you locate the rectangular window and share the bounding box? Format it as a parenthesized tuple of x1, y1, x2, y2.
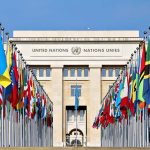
(80, 110, 84, 121)
(108, 68, 113, 77)
(71, 85, 81, 97)
(32, 68, 37, 76)
(102, 68, 106, 77)
(39, 68, 44, 77)
(84, 68, 88, 77)
(70, 68, 75, 77)
(46, 68, 51, 77)
(63, 68, 68, 77)
(77, 68, 82, 77)
(67, 110, 72, 121)
(115, 68, 120, 77)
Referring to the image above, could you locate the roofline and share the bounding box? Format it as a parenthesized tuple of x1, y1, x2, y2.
(10, 37, 144, 43)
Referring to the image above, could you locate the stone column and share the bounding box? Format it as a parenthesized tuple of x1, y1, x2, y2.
(51, 65, 63, 147)
(87, 64, 101, 147)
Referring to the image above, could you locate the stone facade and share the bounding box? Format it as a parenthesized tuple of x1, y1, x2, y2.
(10, 31, 142, 147)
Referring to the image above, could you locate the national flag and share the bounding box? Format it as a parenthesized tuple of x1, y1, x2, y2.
(11, 51, 19, 109)
(0, 37, 11, 88)
(92, 115, 100, 129)
(131, 62, 136, 104)
(17, 60, 24, 109)
(120, 70, 129, 118)
(143, 38, 150, 105)
(74, 85, 79, 110)
(26, 75, 32, 118)
(138, 42, 146, 108)
(127, 59, 135, 116)
(115, 78, 123, 107)
(41, 93, 47, 119)
(6, 42, 12, 72)
(134, 49, 141, 111)
(13, 51, 19, 81)
(128, 60, 133, 101)
(47, 113, 52, 127)
(11, 69, 18, 109)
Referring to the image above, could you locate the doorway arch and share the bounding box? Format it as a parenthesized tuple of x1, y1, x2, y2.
(66, 128, 84, 146)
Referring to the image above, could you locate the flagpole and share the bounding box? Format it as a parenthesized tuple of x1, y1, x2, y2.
(1, 27, 4, 147)
(6, 32, 10, 147)
(0, 24, 2, 147)
(75, 78, 78, 147)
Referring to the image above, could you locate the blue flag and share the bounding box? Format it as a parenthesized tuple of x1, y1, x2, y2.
(74, 85, 79, 110)
(0, 38, 11, 88)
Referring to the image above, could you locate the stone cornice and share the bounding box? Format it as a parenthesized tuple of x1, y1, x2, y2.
(9, 37, 143, 43)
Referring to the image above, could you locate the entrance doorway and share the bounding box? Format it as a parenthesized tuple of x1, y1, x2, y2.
(66, 106, 87, 146)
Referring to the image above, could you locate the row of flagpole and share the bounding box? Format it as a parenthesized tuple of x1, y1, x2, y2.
(93, 28, 150, 147)
(0, 23, 53, 147)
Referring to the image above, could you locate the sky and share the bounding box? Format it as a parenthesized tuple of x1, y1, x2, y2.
(0, 0, 150, 37)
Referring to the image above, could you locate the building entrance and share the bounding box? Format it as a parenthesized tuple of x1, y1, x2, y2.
(66, 106, 87, 146)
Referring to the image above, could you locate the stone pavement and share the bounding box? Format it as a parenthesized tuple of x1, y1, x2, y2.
(0, 147, 149, 150)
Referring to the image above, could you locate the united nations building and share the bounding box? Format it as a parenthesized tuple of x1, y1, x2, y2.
(10, 31, 142, 147)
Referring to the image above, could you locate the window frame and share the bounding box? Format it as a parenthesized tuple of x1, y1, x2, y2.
(108, 68, 113, 77)
(84, 68, 88, 77)
(63, 68, 68, 77)
(46, 68, 51, 77)
(67, 110, 72, 122)
(102, 68, 106, 77)
(39, 68, 44, 77)
(77, 68, 82, 77)
(70, 68, 75, 77)
(115, 68, 120, 77)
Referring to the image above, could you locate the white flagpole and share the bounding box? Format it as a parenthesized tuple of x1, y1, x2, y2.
(75, 79, 78, 147)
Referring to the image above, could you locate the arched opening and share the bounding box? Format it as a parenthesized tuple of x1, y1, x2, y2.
(69, 128, 84, 136)
(66, 128, 84, 147)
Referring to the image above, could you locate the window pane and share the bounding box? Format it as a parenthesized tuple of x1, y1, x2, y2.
(46, 68, 51, 77)
(71, 86, 75, 96)
(33, 68, 37, 76)
(108, 68, 113, 77)
(77, 68, 82, 77)
(67, 110, 72, 121)
(115, 68, 120, 77)
(63, 68, 68, 77)
(71, 85, 81, 97)
(102, 68, 106, 77)
(84, 68, 88, 77)
(78, 88, 81, 96)
(70, 68, 75, 77)
(80, 110, 84, 121)
(39, 68, 44, 77)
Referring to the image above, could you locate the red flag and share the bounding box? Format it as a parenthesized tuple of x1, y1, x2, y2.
(13, 52, 19, 81)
